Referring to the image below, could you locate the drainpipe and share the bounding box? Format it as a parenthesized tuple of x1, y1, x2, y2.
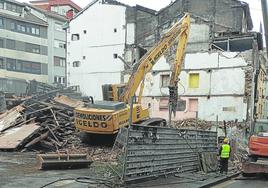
(261, 0, 268, 57)
(63, 22, 68, 87)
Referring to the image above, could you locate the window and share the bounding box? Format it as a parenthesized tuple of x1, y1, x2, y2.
(0, 17, 3, 27)
(31, 27, 36, 34)
(54, 76, 65, 84)
(0, 39, 3, 48)
(176, 99, 186, 111)
(6, 3, 17, 12)
(83, 30, 87, 34)
(222, 107, 236, 112)
(55, 23, 63, 31)
(6, 58, 16, 71)
(31, 27, 40, 35)
(54, 56, 66, 67)
(16, 61, 22, 71)
(60, 58, 66, 67)
(188, 99, 198, 112)
(22, 61, 31, 73)
(0, 58, 5, 69)
(0, 2, 3, 9)
(6, 39, 15, 49)
(73, 61, 80, 67)
(6, 3, 22, 13)
(114, 28, 117, 33)
(159, 98, 168, 110)
(26, 26, 31, 33)
(71, 34, 80, 41)
(189, 73, 199, 88)
(31, 62, 41, 74)
(10, 22, 16, 30)
(6, 59, 42, 74)
(160, 74, 170, 88)
(35, 28, 40, 35)
(16, 6, 22, 13)
(21, 25, 26, 32)
(26, 43, 40, 54)
(83, 56, 86, 60)
(17, 24, 26, 32)
(54, 40, 65, 48)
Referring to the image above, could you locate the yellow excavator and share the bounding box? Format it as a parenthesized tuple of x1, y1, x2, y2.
(74, 14, 190, 139)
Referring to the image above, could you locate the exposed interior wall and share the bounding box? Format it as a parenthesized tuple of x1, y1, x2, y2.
(141, 96, 198, 120)
(140, 51, 254, 121)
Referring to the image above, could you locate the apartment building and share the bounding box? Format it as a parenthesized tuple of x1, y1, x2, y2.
(0, 0, 48, 83)
(30, 0, 81, 19)
(29, 5, 67, 86)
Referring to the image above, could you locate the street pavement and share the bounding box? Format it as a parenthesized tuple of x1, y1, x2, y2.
(213, 176, 268, 188)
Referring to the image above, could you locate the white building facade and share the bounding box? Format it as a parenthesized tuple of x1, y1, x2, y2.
(67, 0, 126, 98)
(141, 52, 250, 122)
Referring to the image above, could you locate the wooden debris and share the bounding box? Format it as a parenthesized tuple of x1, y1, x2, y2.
(0, 123, 40, 150)
(0, 94, 84, 152)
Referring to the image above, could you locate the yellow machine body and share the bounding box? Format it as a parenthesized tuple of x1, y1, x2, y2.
(75, 103, 149, 134)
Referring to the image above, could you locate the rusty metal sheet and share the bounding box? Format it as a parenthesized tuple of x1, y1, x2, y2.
(0, 105, 24, 132)
(0, 123, 40, 150)
(54, 95, 84, 108)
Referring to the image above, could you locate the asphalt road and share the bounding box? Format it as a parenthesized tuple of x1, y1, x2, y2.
(213, 176, 268, 188)
(0, 152, 111, 188)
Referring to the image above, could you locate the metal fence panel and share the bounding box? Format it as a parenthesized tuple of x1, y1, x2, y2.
(0, 78, 28, 96)
(119, 125, 217, 182)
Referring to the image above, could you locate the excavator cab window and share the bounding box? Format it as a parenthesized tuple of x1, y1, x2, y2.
(254, 120, 268, 137)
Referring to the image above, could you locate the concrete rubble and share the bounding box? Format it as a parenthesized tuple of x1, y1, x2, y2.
(171, 118, 214, 130)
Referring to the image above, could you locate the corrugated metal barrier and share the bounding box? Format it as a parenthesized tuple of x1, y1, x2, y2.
(0, 78, 28, 96)
(113, 125, 217, 183)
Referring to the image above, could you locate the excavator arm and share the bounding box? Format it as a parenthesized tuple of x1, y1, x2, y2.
(119, 14, 190, 104)
(168, 14, 190, 123)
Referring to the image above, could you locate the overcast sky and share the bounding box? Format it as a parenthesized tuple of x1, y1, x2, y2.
(18, 0, 263, 31)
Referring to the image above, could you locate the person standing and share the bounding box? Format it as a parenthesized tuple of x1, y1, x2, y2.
(219, 138, 231, 174)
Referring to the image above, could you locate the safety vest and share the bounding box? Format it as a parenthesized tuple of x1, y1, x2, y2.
(221, 144, 230, 158)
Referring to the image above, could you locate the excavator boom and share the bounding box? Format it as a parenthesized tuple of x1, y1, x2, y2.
(120, 14, 190, 103)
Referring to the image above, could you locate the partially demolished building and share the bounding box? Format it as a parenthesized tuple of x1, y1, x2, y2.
(67, 0, 266, 122)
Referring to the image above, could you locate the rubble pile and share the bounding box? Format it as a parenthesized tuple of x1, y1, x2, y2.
(172, 118, 213, 130)
(0, 91, 85, 152)
(226, 122, 249, 170)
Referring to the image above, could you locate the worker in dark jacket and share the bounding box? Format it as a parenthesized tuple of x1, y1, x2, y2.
(218, 138, 231, 174)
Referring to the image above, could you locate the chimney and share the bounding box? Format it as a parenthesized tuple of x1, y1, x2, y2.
(66, 9, 74, 19)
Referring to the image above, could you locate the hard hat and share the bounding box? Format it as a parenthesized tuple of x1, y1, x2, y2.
(223, 138, 228, 143)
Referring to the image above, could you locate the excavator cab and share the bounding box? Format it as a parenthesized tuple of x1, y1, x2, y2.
(249, 119, 268, 159)
(242, 119, 268, 176)
(102, 84, 126, 102)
